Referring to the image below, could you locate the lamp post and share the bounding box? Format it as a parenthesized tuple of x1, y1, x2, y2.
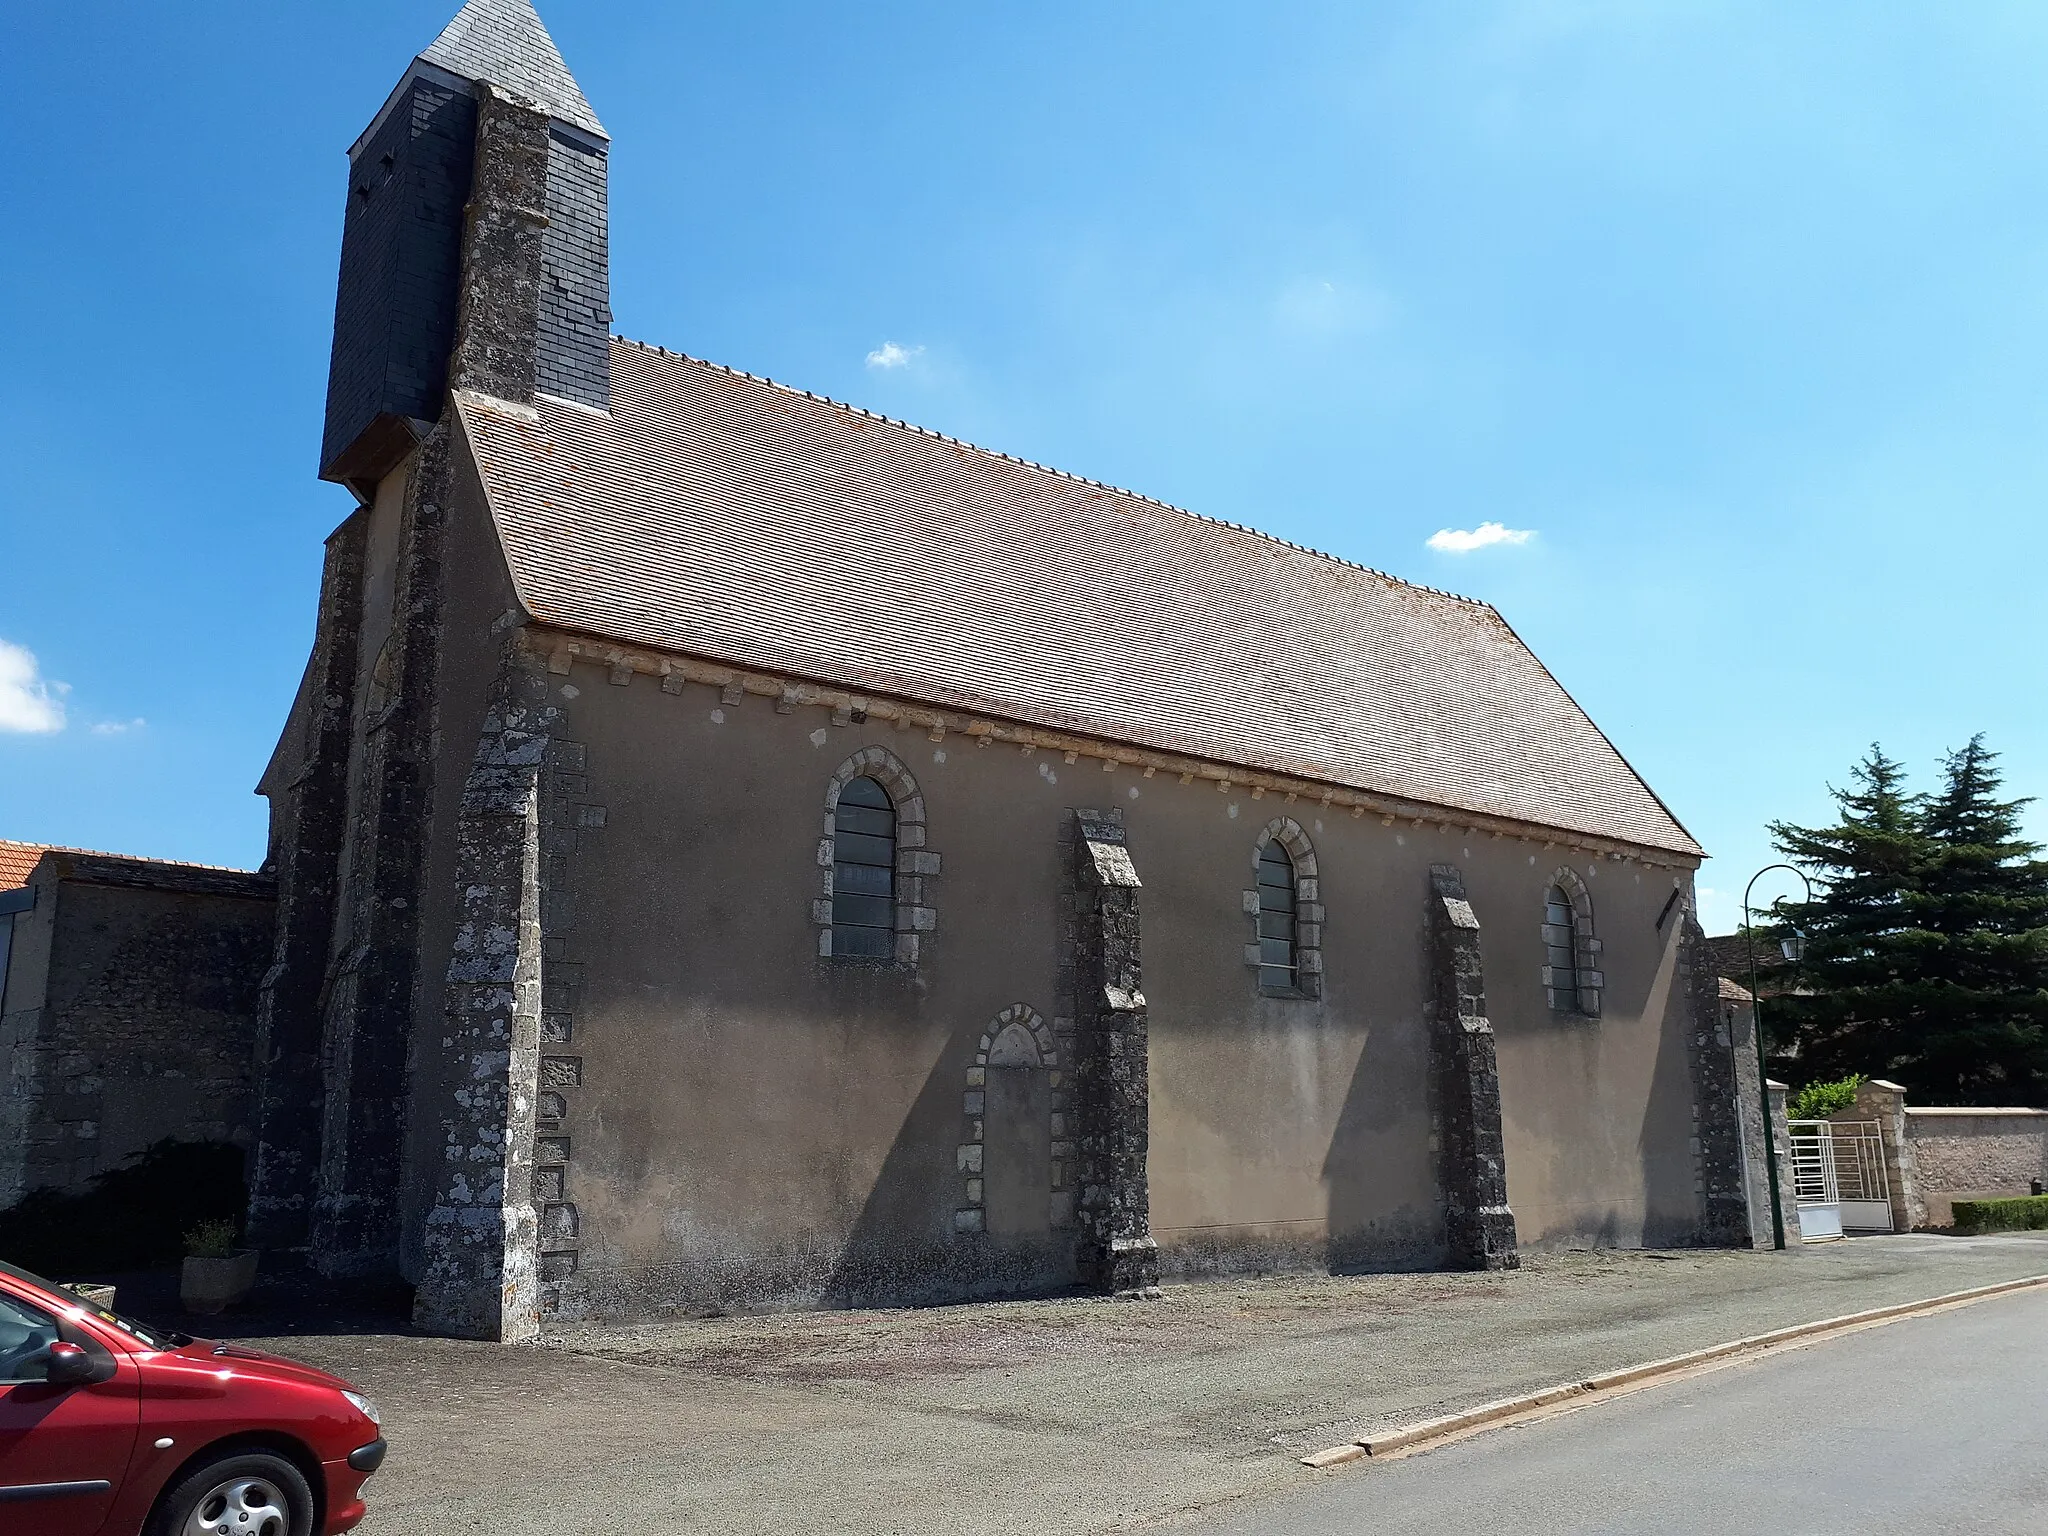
(1744, 863, 1812, 1252)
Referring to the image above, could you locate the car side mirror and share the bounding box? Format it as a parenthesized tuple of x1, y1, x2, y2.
(45, 1341, 96, 1386)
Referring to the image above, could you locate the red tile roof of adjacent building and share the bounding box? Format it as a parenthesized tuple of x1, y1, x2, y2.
(0, 841, 48, 891)
(0, 839, 262, 891)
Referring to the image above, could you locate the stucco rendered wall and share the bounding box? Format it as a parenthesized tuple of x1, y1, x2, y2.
(479, 638, 1710, 1320)
(1484, 854, 1701, 1250)
(531, 667, 1071, 1316)
(1137, 792, 1441, 1275)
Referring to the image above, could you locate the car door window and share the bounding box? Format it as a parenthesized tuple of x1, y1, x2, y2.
(0, 1292, 58, 1382)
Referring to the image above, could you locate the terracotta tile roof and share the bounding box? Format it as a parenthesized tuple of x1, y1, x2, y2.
(0, 839, 263, 893)
(456, 341, 1702, 857)
(0, 841, 48, 891)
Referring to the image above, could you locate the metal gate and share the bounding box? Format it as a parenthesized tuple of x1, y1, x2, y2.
(1786, 1119, 1893, 1237)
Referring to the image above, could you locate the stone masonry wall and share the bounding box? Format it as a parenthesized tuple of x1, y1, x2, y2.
(1906, 1108, 2048, 1226)
(413, 646, 554, 1341)
(248, 513, 367, 1247)
(1680, 912, 1759, 1247)
(2, 860, 273, 1202)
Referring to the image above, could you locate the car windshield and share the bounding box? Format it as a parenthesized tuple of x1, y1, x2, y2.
(0, 1258, 192, 1350)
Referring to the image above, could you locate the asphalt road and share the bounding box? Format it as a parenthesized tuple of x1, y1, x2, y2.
(1174, 1289, 2048, 1536)
(227, 1236, 2048, 1534)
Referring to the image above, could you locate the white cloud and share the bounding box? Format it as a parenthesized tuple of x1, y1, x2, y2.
(865, 341, 924, 370)
(0, 639, 66, 734)
(90, 717, 146, 737)
(1426, 521, 1536, 554)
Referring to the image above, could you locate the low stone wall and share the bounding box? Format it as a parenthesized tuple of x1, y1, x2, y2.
(0, 852, 274, 1205)
(1905, 1108, 2048, 1228)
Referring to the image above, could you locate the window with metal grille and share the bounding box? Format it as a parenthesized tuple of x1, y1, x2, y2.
(1257, 840, 1298, 992)
(831, 776, 897, 958)
(1544, 885, 1581, 1012)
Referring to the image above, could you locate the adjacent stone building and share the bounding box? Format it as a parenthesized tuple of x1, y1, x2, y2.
(8, 1, 1766, 1338)
(0, 842, 274, 1206)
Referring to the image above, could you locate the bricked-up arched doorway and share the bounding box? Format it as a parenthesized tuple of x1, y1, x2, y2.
(984, 1021, 1052, 1241)
(957, 1005, 1063, 1241)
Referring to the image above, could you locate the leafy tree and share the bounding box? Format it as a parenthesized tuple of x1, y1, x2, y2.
(1786, 1074, 1863, 1120)
(1767, 740, 2048, 1105)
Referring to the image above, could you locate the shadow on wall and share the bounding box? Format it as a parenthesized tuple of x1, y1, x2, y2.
(0, 1139, 247, 1276)
(1504, 911, 1701, 1252)
(824, 1011, 1076, 1308)
(1322, 1022, 1447, 1274)
(1636, 919, 1705, 1247)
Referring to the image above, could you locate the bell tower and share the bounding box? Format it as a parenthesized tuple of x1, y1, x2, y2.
(318, 0, 612, 499)
(249, 1, 614, 1309)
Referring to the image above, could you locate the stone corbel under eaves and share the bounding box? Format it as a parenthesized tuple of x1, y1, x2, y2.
(517, 626, 1701, 872)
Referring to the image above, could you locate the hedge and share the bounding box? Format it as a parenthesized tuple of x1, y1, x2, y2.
(1951, 1195, 2048, 1233)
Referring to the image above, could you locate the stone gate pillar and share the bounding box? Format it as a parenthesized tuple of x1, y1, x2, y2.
(1426, 865, 1519, 1270)
(1066, 809, 1158, 1294)
(1848, 1079, 1926, 1233)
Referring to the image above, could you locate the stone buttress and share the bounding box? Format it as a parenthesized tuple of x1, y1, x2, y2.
(1067, 810, 1160, 1294)
(1425, 864, 1520, 1270)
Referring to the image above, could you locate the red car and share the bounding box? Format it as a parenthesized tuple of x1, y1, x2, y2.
(0, 1259, 385, 1535)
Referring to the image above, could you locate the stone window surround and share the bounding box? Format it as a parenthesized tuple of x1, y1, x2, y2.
(955, 1004, 1069, 1235)
(814, 746, 940, 965)
(1244, 817, 1323, 999)
(1542, 866, 1604, 1018)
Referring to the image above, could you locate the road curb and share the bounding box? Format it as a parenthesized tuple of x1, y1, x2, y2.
(1298, 1269, 2048, 1469)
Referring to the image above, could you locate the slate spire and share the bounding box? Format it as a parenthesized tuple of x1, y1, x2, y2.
(419, 0, 606, 140)
(319, 0, 612, 494)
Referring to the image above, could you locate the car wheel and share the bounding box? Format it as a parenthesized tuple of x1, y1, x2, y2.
(146, 1450, 314, 1536)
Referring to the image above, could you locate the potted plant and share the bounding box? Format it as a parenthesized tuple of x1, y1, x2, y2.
(179, 1218, 258, 1315)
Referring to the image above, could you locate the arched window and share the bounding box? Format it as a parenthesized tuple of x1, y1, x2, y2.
(831, 776, 897, 958)
(1256, 840, 1299, 993)
(816, 747, 937, 965)
(1542, 869, 1602, 1018)
(1543, 885, 1581, 1013)
(1244, 818, 1323, 999)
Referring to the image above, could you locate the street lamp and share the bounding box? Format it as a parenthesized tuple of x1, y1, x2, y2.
(1744, 863, 1813, 1252)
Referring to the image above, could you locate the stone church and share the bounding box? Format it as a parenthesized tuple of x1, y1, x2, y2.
(224, 0, 1765, 1340)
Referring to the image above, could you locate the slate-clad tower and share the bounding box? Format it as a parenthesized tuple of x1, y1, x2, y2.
(319, 0, 611, 497)
(250, 0, 614, 1299)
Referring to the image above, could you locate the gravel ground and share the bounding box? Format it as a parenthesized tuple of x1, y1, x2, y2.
(244, 1232, 2048, 1535)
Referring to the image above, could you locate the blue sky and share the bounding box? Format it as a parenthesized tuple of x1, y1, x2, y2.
(3, 1, 2046, 931)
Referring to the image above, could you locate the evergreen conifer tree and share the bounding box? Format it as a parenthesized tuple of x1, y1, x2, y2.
(1905, 736, 2048, 1102)
(1767, 746, 1926, 1085)
(1768, 739, 2048, 1104)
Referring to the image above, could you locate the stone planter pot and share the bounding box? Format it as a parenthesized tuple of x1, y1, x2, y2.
(65, 1283, 118, 1311)
(180, 1251, 259, 1315)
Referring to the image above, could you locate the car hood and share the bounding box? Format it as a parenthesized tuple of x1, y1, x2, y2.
(165, 1339, 362, 1395)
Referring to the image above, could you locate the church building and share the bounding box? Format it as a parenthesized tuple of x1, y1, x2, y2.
(244, 0, 1763, 1340)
